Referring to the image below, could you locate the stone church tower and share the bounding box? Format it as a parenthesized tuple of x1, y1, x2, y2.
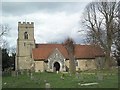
(16, 22, 35, 70)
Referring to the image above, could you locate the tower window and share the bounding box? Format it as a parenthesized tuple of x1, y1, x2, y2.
(24, 32, 28, 39)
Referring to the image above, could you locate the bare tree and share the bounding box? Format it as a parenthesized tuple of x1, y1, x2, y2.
(9, 47, 16, 54)
(82, 1, 119, 69)
(114, 1, 120, 66)
(0, 24, 11, 48)
(0, 24, 10, 38)
(114, 27, 120, 66)
(64, 38, 76, 74)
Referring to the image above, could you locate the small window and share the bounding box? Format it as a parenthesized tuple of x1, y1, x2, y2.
(24, 32, 28, 39)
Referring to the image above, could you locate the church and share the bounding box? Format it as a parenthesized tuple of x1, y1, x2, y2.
(15, 22, 105, 72)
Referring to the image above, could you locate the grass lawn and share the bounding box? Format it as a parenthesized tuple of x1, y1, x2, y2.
(2, 68, 118, 88)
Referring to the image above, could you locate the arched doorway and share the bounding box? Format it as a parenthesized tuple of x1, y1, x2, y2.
(54, 62, 60, 71)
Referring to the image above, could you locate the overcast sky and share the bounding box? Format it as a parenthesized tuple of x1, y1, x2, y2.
(1, 1, 90, 49)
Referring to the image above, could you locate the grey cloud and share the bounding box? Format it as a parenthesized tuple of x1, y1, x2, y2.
(2, 2, 88, 16)
(1, 2, 89, 48)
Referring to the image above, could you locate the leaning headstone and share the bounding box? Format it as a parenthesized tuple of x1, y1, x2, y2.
(45, 82, 51, 90)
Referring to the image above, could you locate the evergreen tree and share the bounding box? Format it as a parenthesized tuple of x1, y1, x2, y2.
(2, 48, 10, 71)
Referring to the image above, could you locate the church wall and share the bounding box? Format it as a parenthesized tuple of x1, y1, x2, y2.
(17, 57, 32, 70)
(44, 62, 48, 71)
(65, 59, 97, 71)
(32, 58, 105, 72)
(35, 61, 44, 72)
(33, 58, 104, 72)
(77, 59, 97, 71)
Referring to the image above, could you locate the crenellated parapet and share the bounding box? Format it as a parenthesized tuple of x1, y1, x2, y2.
(18, 22, 34, 28)
(16, 21, 35, 70)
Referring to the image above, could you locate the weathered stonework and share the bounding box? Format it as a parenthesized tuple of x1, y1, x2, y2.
(35, 61, 44, 72)
(47, 48, 65, 72)
(78, 59, 97, 71)
(16, 22, 35, 70)
(16, 21, 105, 72)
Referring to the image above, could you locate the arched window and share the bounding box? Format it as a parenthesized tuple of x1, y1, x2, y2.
(24, 32, 28, 39)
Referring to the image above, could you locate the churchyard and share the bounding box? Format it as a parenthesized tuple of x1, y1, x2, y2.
(2, 68, 118, 88)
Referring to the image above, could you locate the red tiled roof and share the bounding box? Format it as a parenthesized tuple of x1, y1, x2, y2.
(32, 44, 105, 60)
(33, 44, 68, 60)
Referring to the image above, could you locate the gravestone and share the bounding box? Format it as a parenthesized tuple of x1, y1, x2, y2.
(60, 73, 64, 80)
(44, 80, 47, 83)
(11, 71, 16, 77)
(30, 73, 33, 80)
(76, 72, 80, 79)
(81, 75, 84, 82)
(97, 73, 103, 81)
(45, 82, 51, 90)
(77, 73, 84, 82)
(16, 70, 19, 77)
(27, 69, 30, 76)
(20, 70, 24, 75)
(56, 71, 59, 74)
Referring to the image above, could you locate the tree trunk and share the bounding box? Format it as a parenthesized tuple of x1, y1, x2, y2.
(69, 54, 76, 74)
(105, 51, 111, 69)
(64, 38, 76, 74)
